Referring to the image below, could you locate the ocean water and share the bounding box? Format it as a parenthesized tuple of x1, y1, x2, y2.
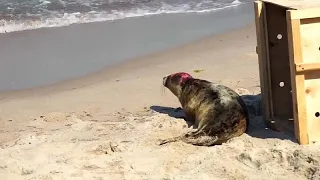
(0, 0, 252, 33)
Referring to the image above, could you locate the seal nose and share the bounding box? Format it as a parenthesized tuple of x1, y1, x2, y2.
(163, 76, 168, 86)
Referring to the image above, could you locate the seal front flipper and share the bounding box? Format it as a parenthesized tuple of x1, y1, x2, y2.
(183, 107, 196, 125)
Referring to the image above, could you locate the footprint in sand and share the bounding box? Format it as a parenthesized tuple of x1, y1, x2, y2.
(39, 110, 92, 123)
(8, 133, 48, 147)
(0, 160, 35, 176)
(237, 152, 261, 169)
(70, 119, 91, 131)
(40, 112, 70, 122)
(88, 142, 125, 155)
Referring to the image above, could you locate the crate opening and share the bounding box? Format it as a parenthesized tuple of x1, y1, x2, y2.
(264, 2, 293, 123)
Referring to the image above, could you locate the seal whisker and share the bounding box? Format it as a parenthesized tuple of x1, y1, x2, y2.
(161, 83, 166, 96)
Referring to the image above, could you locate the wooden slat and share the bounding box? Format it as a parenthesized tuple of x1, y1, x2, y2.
(289, 8, 320, 20)
(254, 1, 275, 130)
(296, 63, 320, 73)
(299, 17, 320, 143)
(286, 10, 309, 145)
(304, 71, 320, 143)
(260, 0, 320, 10)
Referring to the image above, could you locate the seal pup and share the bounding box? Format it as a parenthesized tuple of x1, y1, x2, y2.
(158, 72, 249, 146)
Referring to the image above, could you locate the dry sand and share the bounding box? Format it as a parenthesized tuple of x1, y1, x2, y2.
(1, 24, 320, 180)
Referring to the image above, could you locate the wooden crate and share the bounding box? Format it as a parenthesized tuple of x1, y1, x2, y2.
(254, 0, 320, 145)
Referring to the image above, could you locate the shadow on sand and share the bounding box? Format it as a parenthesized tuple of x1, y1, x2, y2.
(150, 93, 297, 143)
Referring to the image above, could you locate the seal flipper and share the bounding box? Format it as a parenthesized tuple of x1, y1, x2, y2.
(157, 130, 219, 146)
(157, 136, 182, 145)
(183, 107, 196, 126)
(181, 130, 219, 146)
(156, 130, 198, 146)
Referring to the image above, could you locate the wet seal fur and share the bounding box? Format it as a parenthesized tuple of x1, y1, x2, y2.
(158, 72, 249, 146)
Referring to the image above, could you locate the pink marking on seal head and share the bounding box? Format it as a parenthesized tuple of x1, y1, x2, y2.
(172, 72, 193, 83)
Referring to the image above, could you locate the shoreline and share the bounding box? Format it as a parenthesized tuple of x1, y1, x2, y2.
(0, 23, 256, 101)
(0, 2, 254, 93)
(0, 22, 259, 119)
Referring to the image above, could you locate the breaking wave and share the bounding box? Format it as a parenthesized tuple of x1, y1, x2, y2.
(0, 0, 246, 33)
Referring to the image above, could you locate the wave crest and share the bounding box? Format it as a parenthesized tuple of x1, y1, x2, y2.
(0, 0, 242, 33)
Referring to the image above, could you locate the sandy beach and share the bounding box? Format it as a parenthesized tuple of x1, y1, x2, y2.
(1, 2, 320, 180)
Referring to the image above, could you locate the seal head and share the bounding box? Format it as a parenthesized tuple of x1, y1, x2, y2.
(163, 72, 193, 97)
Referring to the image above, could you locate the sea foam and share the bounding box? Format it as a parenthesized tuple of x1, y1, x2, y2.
(0, 0, 243, 34)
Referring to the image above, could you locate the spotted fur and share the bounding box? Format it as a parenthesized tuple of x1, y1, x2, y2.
(159, 72, 249, 146)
